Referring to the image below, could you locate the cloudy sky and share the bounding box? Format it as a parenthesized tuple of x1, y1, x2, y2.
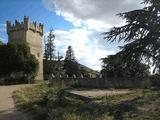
(0, 0, 144, 71)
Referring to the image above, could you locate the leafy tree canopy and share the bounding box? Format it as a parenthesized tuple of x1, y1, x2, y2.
(104, 0, 160, 73)
(101, 54, 150, 79)
(0, 43, 39, 84)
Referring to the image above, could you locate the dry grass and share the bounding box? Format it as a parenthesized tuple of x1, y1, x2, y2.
(13, 85, 160, 120)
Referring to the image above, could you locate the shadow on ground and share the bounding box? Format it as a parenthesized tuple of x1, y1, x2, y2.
(0, 108, 33, 120)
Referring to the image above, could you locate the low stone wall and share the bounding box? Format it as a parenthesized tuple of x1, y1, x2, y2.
(51, 77, 150, 88)
(78, 78, 149, 88)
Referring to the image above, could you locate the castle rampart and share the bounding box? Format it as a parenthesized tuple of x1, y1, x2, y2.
(7, 16, 43, 36)
(7, 16, 44, 80)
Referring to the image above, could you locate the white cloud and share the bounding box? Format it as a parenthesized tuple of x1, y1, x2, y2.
(0, 23, 6, 32)
(42, 0, 144, 70)
(43, 0, 143, 29)
(42, 0, 55, 12)
(0, 37, 5, 41)
(54, 28, 114, 70)
(0, 24, 7, 43)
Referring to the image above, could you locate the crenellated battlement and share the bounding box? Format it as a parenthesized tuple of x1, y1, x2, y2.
(7, 16, 43, 36)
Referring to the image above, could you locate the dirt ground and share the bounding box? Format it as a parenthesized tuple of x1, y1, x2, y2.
(69, 89, 132, 98)
(0, 85, 132, 120)
(0, 84, 33, 120)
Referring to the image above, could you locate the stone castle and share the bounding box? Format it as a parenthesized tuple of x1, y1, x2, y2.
(6, 16, 43, 80)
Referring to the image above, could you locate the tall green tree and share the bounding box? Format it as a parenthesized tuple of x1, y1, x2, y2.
(65, 46, 75, 61)
(44, 28, 56, 75)
(64, 46, 80, 77)
(104, 0, 160, 72)
(44, 28, 56, 60)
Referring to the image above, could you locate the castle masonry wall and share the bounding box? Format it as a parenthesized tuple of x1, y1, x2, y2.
(7, 16, 44, 80)
(26, 30, 43, 80)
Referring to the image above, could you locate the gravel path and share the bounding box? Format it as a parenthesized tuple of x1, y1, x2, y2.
(0, 84, 33, 120)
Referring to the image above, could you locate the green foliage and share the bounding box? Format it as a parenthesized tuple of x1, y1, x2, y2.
(101, 54, 150, 79)
(104, 0, 160, 72)
(43, 60, 65, 80)
(43, 29, 65, 78)
(0, 43, 39, 84)
(43, 60, 56, 76)
(65, 46, 75, 61)
(150, 74, 160, 87)
(64, 46, 81, 77)
(44, 28, 56, 60)
(13, 85, 160, 120)
(13, 84, 50, 106)
(94, 89, 160, 120)
(64, 60, 81, 77)
(14, 85, 113, 120)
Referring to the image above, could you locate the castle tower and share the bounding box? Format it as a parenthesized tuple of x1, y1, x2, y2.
(7, 16, 44, 80)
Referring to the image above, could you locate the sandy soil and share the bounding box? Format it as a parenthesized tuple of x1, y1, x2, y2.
(0, 84, 33, 120)
(69, 89, 132, 98)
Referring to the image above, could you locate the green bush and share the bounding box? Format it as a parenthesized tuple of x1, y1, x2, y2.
(150, 74, 160, 87)
(0, 43, 39, 84)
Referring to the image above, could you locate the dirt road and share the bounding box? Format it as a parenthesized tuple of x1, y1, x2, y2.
(0, 85, 33, 120)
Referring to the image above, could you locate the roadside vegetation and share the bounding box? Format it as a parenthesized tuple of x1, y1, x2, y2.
(13, 84, 160, 120)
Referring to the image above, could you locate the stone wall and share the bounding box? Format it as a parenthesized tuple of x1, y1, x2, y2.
(26, 29, 43, 80)
(51, 77, 150, 88)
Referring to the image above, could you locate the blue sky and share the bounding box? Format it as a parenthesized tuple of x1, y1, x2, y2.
(0, 0, 143, 70)
(0, 0, 73, 42)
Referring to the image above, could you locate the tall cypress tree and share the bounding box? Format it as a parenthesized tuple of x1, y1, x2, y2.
(44, 28, 56, 75)
(64, 46, 80, 77)
(65, 46, 75, 61)
(44, 28, 56, 60)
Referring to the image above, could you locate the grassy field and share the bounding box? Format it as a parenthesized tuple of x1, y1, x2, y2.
(13, 84, 160, 120)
